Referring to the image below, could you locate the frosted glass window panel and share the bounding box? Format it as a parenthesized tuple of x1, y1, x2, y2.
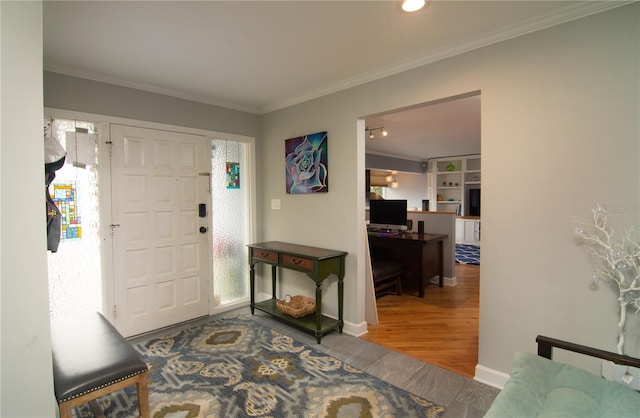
(65, 131, 98, 167)
(47, 119, 102, 318)
(211, 140, 249, 304)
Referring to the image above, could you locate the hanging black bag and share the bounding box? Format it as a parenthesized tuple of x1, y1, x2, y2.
(44, 135, 66, 253)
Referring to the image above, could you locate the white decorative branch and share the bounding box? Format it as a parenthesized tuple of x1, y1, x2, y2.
(575, 203, 640, 355)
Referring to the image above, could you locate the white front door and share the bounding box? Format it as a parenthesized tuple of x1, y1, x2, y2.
(110, 124, 211, 337)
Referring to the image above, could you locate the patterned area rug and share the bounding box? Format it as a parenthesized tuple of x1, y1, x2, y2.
(455, 244, 480, 265)
(75, 314, 445, 417)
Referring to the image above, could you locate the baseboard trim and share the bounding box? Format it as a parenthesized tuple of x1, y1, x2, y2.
(343, 320, 368, 337)
(430, 275, 457, 287)
(474, 364, 509, 389)
(312, 311, 368, 337)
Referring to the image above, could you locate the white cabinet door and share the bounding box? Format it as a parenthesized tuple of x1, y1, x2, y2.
(473, 220, 481, 243)
(455, 219, 465, 242)
(457, 219, 481, 245)
(463, 221, 476, 243)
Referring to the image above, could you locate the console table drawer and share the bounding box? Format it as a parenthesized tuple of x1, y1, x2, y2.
(281, 254, 314, 271)
(252, 249, 278, 263)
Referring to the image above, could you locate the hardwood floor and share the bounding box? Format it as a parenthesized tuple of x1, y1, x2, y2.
(361, 263, 479, 378)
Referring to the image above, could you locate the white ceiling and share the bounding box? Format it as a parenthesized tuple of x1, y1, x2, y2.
(43, 0, 627, 161)
(365, 93, 481, 161)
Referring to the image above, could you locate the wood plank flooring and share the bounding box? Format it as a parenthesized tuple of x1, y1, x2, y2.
(362, 263, 479, 378)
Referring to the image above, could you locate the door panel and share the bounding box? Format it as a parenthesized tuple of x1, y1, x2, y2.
(111, 124, 210, 337)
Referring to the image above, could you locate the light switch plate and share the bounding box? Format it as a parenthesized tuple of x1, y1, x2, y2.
(271, 199, 281, 210)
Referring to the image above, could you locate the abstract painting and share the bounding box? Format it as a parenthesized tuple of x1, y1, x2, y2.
(285, 131, 328, 194)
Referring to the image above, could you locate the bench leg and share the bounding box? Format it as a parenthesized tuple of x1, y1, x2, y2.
(58, 402, 73, 418)
(57, 372, 149, 418)
(137, 371, 150, 418)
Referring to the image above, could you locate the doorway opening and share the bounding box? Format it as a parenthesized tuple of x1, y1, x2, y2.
(362, 92, 481, 377)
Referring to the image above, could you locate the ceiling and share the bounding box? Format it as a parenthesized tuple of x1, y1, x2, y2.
(365, 93, 481, 162)
(43, 1, 627, 161)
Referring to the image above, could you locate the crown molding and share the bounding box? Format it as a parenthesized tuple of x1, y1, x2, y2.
(366, 149, 426, 163)
(259, 1, 634, 114)
(43, 64, 262, 115)
(44, 1, 634, 115)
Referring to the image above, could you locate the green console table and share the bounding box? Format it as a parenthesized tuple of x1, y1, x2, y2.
(247, 241, 347, 343)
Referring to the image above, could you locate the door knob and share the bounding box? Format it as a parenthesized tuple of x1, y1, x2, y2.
(199, 226, 208, 233)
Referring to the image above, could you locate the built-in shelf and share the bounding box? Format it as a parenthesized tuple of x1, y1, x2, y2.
(431, 155, 480, 216)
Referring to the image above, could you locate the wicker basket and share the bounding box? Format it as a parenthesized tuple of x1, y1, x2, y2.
(276, 294, 315, 318)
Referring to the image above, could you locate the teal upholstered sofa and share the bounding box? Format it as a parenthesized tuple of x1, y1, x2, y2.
(484, 336, 640, 418)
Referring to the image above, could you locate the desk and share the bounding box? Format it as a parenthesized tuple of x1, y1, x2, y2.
(247, 241, 347, 343)
(367, 232, 447, 298)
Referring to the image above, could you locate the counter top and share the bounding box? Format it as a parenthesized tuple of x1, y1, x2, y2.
(407, 210, 457, 214)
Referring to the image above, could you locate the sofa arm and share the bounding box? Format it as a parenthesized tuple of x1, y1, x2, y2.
(536, 335, 640, 368)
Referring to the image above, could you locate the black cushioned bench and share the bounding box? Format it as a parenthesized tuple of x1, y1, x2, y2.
(371, 259, 404, 298)
(51, 312, 150, 418)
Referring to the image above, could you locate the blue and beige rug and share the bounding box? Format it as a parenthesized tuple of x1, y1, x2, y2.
(455, 244, 480, 265)
(76, 314, 445, 417)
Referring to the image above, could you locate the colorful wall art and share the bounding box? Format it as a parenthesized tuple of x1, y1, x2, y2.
(226, 162, 240, 189)
(285, 131, 328, 194)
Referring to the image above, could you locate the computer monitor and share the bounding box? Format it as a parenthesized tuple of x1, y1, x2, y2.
(369, 199, 408, 231)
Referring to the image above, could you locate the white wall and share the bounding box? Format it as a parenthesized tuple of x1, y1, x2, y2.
(259, 105, 368, 326)
(478, 5, 639, 381)
(259, 3, 639, 383)
(383, 171, 429, 210)
(1, 1, 56, 415)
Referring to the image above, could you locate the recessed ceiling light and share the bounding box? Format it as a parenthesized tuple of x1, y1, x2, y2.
(402, 0, 427, 13)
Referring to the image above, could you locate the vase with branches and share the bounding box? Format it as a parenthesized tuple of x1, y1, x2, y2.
(575, 203, 640, 357)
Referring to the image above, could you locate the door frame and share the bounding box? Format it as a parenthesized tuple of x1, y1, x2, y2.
(44, 108, 257, 325)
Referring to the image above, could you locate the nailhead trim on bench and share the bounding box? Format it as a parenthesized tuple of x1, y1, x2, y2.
(57, 367, 148, 403)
